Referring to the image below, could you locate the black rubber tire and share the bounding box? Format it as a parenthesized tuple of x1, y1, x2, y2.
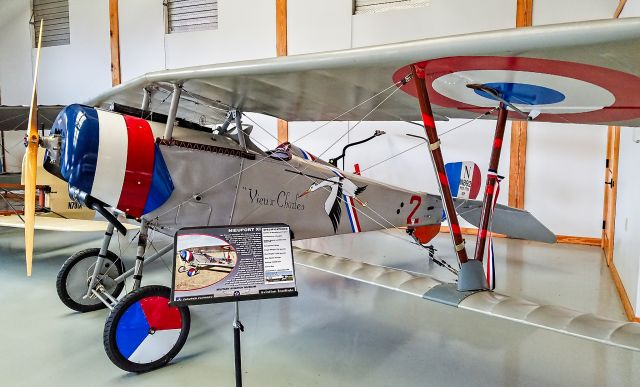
(56, 248, 126, 313)
(103, 285, 191, 373)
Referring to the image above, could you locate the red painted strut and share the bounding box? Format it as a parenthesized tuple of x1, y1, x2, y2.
(411, 64, 469, 265)
(474, 103, 509, 262)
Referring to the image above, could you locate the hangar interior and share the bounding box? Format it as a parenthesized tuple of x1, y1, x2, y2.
(1, 0, 639, 385)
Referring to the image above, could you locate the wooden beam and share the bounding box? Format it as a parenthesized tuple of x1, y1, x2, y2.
(109, 0, 121, 87)
(614, 0, 627, 18)
(276, 0, 288, 143)
(516, 0, 533, 27)
(277, 120, 288, 144)
(600, 127, 632, 319)
(508, 121, 527, 208)
(555, 235, 602, 247)
(508, 1, 532, 209)
(603, 127, 620, 265)
(439, 226, 601, 246)
(610, 262, 640, 321)
(276, 0, 287, 57)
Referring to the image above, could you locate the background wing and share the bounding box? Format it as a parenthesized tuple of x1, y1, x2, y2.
(0, 215, 139, 232)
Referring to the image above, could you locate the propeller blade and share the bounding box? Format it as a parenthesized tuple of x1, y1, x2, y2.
(25, 19, 44, 276)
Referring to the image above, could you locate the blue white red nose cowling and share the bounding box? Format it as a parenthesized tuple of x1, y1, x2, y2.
(46, 104, 174, 218)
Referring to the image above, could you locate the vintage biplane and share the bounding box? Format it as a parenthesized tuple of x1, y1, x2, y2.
(178, 246, 236, 277)
(10, 18, 640, 372)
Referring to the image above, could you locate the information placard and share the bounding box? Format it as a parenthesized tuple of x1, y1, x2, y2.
(171, 223, 298, 306)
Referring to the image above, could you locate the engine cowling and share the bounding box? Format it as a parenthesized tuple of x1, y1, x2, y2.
(45, 104, 173, 218)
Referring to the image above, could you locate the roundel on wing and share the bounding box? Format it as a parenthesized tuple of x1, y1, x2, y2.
(393, 56, 640, 124)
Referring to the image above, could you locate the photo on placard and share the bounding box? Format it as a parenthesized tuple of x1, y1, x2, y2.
(174, 235, 238, 292)
(265, 270, 294, 283)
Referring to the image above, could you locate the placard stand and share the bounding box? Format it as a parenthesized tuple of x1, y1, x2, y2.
(171, 224, 298, 386)
(233, 301, 244, 387)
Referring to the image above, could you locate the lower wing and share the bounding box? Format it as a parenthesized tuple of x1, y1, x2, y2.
(294, 247, 640, 352)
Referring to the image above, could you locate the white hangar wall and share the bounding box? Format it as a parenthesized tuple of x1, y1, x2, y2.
(0, 0, 33, 106)
(0, 0, 112, 171)
(0, 0, 112, 106)
(119, 0, 277, 80)
(118, 0, 280, 152)
(614, 0, 640, 314)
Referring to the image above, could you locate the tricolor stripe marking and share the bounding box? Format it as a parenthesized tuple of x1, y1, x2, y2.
(329, 168, 362, 233)
(343, 195, 362, 233)
(93, 110, 128, 206)
(51, 105, 174, 218)
(117, 115, 156, 217)
(483, 175, 503, 290)
(299, 148, 317, 161)
(445, 161, 481, 199)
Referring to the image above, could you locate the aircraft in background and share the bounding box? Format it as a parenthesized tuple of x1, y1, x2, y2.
(9, 18, 640, 372)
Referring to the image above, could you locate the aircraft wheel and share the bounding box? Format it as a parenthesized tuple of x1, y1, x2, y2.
(103, 285, 190, 373)
(56, 248, 126, 312)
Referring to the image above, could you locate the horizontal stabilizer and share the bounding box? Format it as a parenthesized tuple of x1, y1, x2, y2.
(455, 200, 556, 243)
(294, 247, 640, 352)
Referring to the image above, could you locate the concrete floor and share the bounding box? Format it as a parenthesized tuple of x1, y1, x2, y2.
(0, 226, 638, 386)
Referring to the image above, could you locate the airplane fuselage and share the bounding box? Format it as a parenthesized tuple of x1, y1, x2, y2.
(44, 105, 444, 241)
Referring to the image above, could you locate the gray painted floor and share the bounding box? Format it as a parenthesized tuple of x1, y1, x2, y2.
(0, 227, 638, 386)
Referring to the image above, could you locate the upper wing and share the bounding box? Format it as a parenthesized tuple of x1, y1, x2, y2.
(87, 18, 640, 126)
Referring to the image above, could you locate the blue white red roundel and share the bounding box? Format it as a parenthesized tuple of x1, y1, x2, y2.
(394, 56, 640, 124)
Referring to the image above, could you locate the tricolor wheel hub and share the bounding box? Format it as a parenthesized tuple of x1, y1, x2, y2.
(115, 296, 182, 363)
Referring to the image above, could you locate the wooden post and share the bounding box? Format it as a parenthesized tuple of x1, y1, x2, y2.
(508, 121, 527, 208)
(602, 126, 620, 266)
(614, 0, 627, 18)
(109, 0, 121, 87)
(276, 0, 288, 143)
(516, 0, 533, 27)
(508, 0, 533, 209)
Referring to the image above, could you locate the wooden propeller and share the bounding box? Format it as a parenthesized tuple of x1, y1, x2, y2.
(25, 20, 44, 276)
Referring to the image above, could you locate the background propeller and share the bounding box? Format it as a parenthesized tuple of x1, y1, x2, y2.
(24, 20, 43, 276)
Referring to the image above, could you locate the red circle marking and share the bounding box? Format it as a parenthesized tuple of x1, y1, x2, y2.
(393, 56, 640, 124)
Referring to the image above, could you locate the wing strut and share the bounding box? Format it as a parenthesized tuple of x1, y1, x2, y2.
(410, 65, 470, 266)
(472, 103, 509, 267)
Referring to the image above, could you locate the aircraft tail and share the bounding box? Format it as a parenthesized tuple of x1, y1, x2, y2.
(454, 199, 556, 244)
